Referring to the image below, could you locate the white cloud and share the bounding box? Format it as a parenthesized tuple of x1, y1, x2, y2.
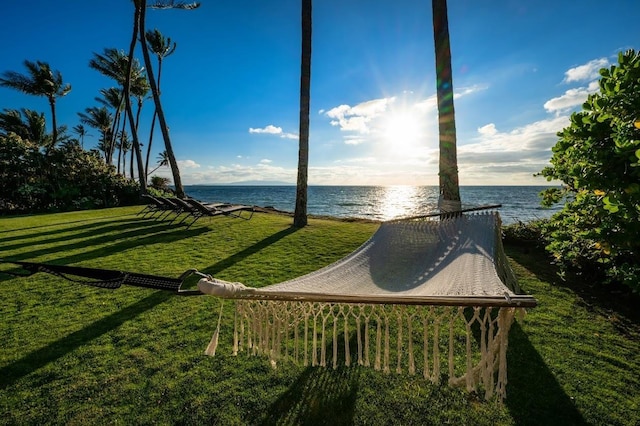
(334, 156, 377, 164)
(324, 86, 487, 142)
(325, 97, 395, 134)
(478, 123, 498, 136)
(350, 97, 394, 117)
(281, 132, 298, 140)
(177, 162, 296, 185)
(344, 135, 366, 145)
(453, 84, 488, 99)
(455, 115, 570, 184)
(544, 80, 599, 114)
(414, 95, 437, 112)
(563, 58, 609, 83)
(178, 159, 200, 169)
(543, 57, 609, 115)
(260, 159, 272, 164)
(249, 124, 282, 134)
(249, 124, 297, 140)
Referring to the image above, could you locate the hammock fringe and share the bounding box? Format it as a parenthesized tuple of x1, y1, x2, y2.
(211, 300, 522, 401)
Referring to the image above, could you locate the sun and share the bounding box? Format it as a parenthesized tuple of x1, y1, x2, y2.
(382, 110, 423, 152)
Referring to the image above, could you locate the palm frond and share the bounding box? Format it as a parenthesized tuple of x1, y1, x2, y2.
(148, 1, 200, 10)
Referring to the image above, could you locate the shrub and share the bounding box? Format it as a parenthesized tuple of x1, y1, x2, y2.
(0, 134, 141, 214)
(538, 50, 640, 292)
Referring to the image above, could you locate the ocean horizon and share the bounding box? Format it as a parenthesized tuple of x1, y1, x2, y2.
(183, 185, 562, 224)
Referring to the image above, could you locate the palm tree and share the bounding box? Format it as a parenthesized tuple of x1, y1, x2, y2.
(89, 48, 131, 83)
(149, 175, 171, 191)
(96, 86, 125, 163)
(128, 73, 150, 181)
(147, 150, 169, 176)
(0, 109, 28, 139)
(144, 28, 176, 180)
(432, 0, 461, 211)
(72, 124, 90, 148)
(131, 0, 200, 198)
(0, 60, 71, 148)
(90, 50, 129, 164)
(293, 0, 312, 228)
(89, 49, 147, 184)
(89, 47, 146, 188)
(116, 130, 132, 176)
(122, 4, 149, 193)
(78, 106, 113, 162)
(22, 109, 49, 146)
(0, 108, 48, 146)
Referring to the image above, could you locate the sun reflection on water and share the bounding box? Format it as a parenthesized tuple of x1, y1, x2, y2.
(378, 185, 430, 221)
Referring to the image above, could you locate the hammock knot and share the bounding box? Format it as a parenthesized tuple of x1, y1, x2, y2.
(198, 277, 255, 297)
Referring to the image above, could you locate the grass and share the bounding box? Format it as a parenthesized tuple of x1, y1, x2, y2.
(1, 207, 638, 425)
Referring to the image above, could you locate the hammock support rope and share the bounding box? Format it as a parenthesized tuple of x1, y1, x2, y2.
(0, 260, 206, 295)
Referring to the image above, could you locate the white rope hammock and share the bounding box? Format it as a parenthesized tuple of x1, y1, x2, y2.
(197, 212, 536, 400)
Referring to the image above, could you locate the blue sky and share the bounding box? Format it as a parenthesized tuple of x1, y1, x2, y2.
(1, 0, 637, 186)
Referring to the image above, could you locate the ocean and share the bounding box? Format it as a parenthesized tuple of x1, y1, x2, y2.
(184, 185, 562, 225)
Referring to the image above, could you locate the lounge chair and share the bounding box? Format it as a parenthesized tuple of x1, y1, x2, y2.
(156, 196, 193, 224)
(139, 194, 175, 220)
(168, 197, 204, 227)
(180, 198, 254, 228)
(138, 194, 156, 216)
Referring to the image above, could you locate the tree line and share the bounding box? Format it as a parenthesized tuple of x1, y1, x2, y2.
(0, 1, 200, 214)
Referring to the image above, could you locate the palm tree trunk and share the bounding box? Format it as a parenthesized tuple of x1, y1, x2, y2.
(48, 97, 58, 150)
(108, 101, 123, 166)
(293, 0, 312, 228)
(144, 111, 157, 180)
(144, 56, 163, 181)
(133, 99, 145, 182)
(432, 0, 461, 210)
(144, 56, 162, 179)
(116, 123, 124, 175)
(138, 0, 185, 198)
(124, 0, 147, 193)
(130, 144, 135, 179)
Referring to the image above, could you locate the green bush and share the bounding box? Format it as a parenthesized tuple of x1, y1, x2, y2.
(0, 134, 141, 214)
(539, 50, 640, 292)
(502, 219, 548, 248)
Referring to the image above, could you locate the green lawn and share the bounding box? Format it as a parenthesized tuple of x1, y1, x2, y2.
(1, 207, 638, 425)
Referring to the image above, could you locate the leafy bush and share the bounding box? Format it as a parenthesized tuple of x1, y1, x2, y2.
(502, 219, 548, 248)
(538, 49, 640, 292)
(0, 134, 141, 214)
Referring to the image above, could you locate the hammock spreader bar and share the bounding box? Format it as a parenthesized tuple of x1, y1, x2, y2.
(0, 259, 205, 295)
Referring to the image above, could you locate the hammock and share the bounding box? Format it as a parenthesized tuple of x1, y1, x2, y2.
(197, 211, 536, 400)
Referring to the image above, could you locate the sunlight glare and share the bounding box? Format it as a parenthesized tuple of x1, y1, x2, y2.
(383, 110, 423, 153)
(379, 185, 420, 220)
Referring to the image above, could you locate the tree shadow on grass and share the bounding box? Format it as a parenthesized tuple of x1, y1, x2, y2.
(0, 291, 171, 390)
(0, 210, 145, 235)
(0, 224, 210, 285)
(4, 224, 209, 266)
(260, 366, 359, 426)
(203, 226, 300, 276)
(0, 217, 160, 253)
(505, 244, 640, 338)
(0, 215, 152, 246)
(505, 322, 586, 425)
